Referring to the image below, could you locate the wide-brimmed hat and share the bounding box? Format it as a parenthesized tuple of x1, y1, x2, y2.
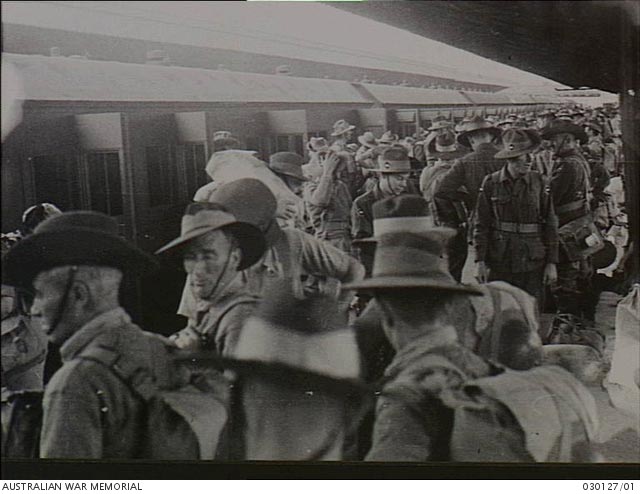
(357, 132, 378, 149)
(494, 128, 542, 159)
(427, 131, 467, 159)
(213, 130, 236, 141)
(377, 131, 398, 146)
(352, 194, 437, 246)
(330, 119, 355, 137)
(428, 116, 453, 131)
(155, 203, 266, 270)
(457, 115, 502, 148)
(3, 211, 159, 288)
(541, 119, 588, 144)
(307, 137, 329, 153)
(343, 218, 481, 295)
(374, 146, 412, 174)
(268, 152, 308, 182)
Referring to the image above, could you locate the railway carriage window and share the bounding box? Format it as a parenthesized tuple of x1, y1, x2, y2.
(277, 135, 289, 152)
(86, 152, 123, 216)
(146, 146, 179, 207)
(32, 155, 80, 211)
(183, 143, 208, 198)
(293, 135, 304, 156)
(397, 123, 416, 138)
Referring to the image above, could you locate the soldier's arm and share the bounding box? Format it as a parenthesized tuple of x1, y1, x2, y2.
(434, 160, 465, 198)
(549, 160, 574, 206)
(473, 176, 493, 263)
(298, 229, 365, 284)
(307, 165, 335, 208)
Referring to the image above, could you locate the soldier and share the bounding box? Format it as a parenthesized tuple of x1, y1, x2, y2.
(351, 146, 413, 243)
(424, 116, 454, 163)
(157, 203, 266, 356)
(541, 120, 602, 340)
(2, 211, 173, 458)
(304, 151, 353, 252)
(474, 128, 559, 306)
(433, 115, 503, 281)
(355, 131, 379, 172)
(329, 120, 363, 197)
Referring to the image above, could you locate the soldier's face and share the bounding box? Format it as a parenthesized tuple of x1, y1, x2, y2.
(382, 173, 410, 195)
(30, 269, 77, 345)
(183, 230, 240, 300)
(507, 154, 530, 176)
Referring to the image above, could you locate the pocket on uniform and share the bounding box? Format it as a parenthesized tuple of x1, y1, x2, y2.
(487, 234, 508, 265)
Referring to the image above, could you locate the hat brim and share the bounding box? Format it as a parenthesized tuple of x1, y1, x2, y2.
(457, 127, 502, 148)
(357, 136, 378, 148)
(330, 125, 356, 137)
(156, 221, 266, 271)
(540, 125, 588, 145)
(343, 274, 483, 295)
(3, 229, 159, 288)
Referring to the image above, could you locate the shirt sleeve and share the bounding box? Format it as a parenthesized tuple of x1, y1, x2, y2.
(299, 229, 365, 284)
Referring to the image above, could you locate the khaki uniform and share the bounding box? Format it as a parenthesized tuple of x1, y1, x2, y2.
(475, 167, 559, 304)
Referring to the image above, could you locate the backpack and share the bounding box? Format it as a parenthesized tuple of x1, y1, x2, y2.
(408, 355, 599, 462)
(79, 336, 230, 460)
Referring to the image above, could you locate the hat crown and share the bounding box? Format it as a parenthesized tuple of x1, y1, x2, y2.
(208, 179, 277, 231)
(361, 131, 376, 142)
(332, 119, 353, 134)
(380, 146, 408, 161)
(501, 128, 538, 151)
(213, 130, 234, 141)
(270, 152, 304, 167)
(35, 211, 119, 236)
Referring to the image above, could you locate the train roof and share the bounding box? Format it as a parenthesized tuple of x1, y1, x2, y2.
(359, 83, 469, 106)
(3, 53, 372, 106)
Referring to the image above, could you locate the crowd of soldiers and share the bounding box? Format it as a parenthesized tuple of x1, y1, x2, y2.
(1, 104, 629, 462)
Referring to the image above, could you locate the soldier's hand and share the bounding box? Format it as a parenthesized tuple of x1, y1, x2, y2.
(323, 152, 342, 175)
(476, 261, 490, 284)
(543, 263, 558, 286)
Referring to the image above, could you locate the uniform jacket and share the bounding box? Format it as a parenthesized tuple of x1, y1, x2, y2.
(434, 143, 503, 220)
(304, 170, 353, 242)
(550, 149, 591, 227)
(351, 185, 385, 241)
(40, 308, 172, 458)
(474, 167, 559, 273)
(365, 325, 492, 461)
(173, 277, 259, 357)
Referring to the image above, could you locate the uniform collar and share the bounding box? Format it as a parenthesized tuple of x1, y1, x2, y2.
(194, 275, 247, 314)
(60, 307, 129, 362)
(499, 165, 531, 184)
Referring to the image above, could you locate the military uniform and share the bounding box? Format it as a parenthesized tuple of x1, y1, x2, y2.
(475, 167, 559, 305)
(304, 169, 353, 252)
(550, 148, 594, 320)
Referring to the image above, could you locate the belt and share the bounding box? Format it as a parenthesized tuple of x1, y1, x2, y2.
(556, 199, 587, 215)
(495, 221, 542, 234)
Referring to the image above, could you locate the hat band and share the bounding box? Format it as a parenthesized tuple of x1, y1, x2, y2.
(181, 210, 236, 237)
(378, 160, 411, 172)
(373, 216, 435, 236)
(435, 143, 457, 153)
(372, 245, 449, 278)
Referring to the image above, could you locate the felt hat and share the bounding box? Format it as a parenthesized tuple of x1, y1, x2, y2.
(374, 146, 412, 174)
(428, 116, 453, 131)
(3, 211, 159, 288)
(494, 128, 542, 159)
(307, 137, 329, 153)
(427, 131, 467, 159)
(155, 202, 266, 270)
(268, 152, 308, 182)
(377, 131, 398, 145)
(541, 119, 588, 145)
(343, 213, 482, 295)
(213, 130, 236, 141)
(457, 115, 502, 148)
(357, 132, 378, 149)
(21, 203, 62, 234)
(330, 119, 355, 137)
(352, 194, 437, 246)
(203, 178, 281, 246)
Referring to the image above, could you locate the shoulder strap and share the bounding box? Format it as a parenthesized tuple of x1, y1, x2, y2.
(78, 344, 160, 401)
